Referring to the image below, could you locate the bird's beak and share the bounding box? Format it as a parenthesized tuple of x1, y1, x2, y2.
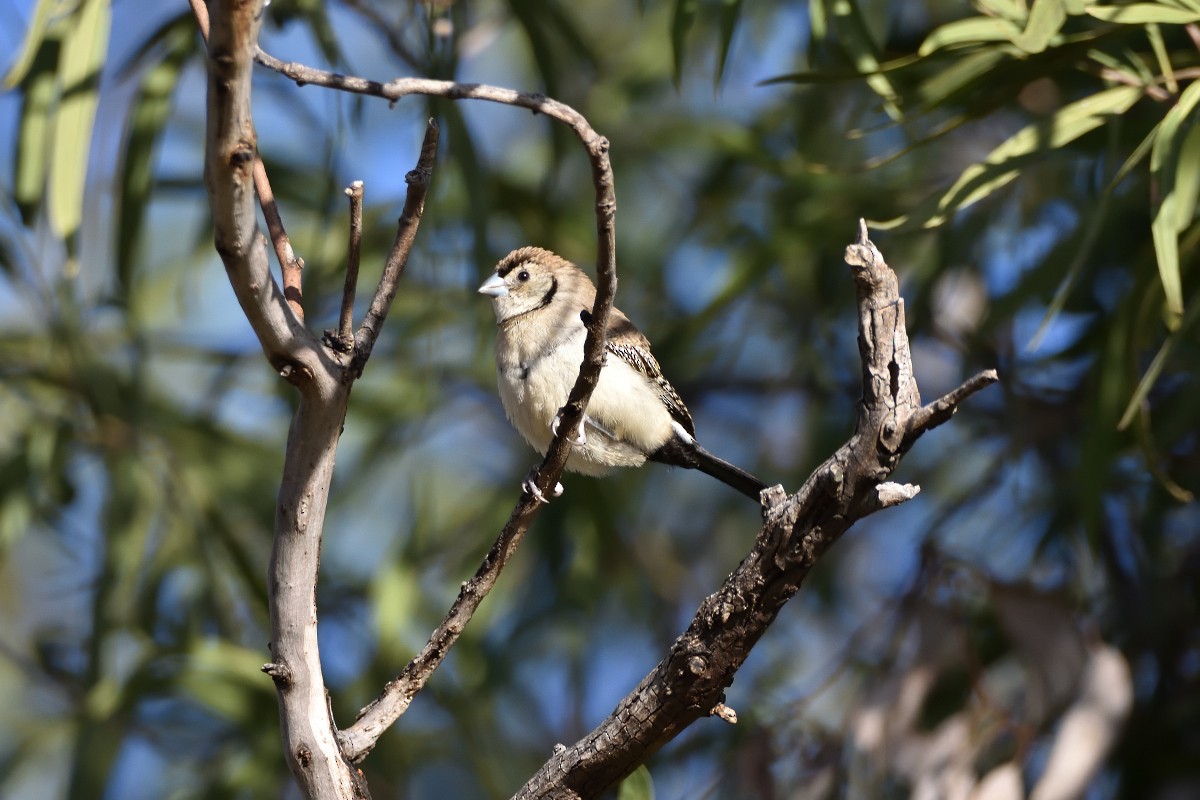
(478, 274, 508, 297)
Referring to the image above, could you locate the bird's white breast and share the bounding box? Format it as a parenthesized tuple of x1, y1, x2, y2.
(494, 316, 674, 476)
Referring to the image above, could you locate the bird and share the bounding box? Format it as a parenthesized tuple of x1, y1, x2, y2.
(478, 246, 766, 503)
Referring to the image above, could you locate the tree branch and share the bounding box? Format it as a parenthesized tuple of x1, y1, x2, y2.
(191, 0, 306, 321)
(334, 180, 364, 351)
(512, 221, 998, 799)
(203, 2, 365, 797)
(347, 119, 438, 378)
(340, 497, 537, 761)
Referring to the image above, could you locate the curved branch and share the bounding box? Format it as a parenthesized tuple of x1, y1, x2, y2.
(347, 119, 439, 378)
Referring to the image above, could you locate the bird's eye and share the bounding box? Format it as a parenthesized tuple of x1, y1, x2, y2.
(517, 269, 530, 282)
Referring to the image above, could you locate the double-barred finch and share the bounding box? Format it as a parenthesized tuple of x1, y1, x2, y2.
(478, 246, 766, 502)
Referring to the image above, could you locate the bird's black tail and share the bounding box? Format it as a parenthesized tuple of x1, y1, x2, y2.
(650, 439, 767, 501)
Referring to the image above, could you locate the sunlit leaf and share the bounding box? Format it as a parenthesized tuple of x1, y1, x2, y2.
(757, 52, 922, 85)
(13, 46, 58, 219)
(809, 0, 827, 38)
(1110, 118, 1159, 187)
(913, 47, 1012, 109)
(1016, 0, 1066, 53)
(1085, 3, 1200, 24)
(918, 17, 1023, 55)
(1147, 80, 1200, 327)
(1171, 115, 1200, 232)
(828, 0, 902, 119)
(976, 0, 1031, 23)
(877, 85, 1142, 229)
(48, 0, 111, 242)
(2, 0, 55, 89)
(1145, 23, 1178, 93)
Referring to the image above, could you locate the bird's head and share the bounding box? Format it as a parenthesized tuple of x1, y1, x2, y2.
(478, 246, 585, 324)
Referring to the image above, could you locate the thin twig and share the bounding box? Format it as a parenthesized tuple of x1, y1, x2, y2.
(904, 369, 1000, 442)
(190, 0, 306, 321)
(347, 120, 438, 378)
(340, 498, 540, 760)
(256, 159, 306, 320)
(336, 180, 364, 350)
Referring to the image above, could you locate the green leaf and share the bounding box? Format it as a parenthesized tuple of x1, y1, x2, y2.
(1117, 294, 1200, 429)
(1172, 116, 1200, 229)
(757, 52, 921, 85)
(1148, 80, 1200, 327)
(809, 0, 828, 38)
(914, 47, 1013, 109)
(714, 0, 744, 89)
(2, 0, 55, 89)
(116, 15, 195, 301)
(1110, 118, 1158, 188)
(671, 0, 699, 89)
(1085, 4, 1200, 24)
(13, 45, 58, 219)
(48, 0, 111, 242)
(877, 85, 1142, 229)
(1016, 0, 1066, 54)
(618, 764, 655, 800)
(975, 0, 1030, 23)
(1145, 23, 1178, 93)
(1029, 187, 1112, 350)
(829, 0, 901, 119)
(918, 17, 1023, 55)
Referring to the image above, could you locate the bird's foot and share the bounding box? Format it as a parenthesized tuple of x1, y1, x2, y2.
(522, 467, 564, 504)
(551, 412, 587, 447)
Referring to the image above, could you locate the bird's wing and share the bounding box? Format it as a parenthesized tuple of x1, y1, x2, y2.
(601, 310, 697, 438)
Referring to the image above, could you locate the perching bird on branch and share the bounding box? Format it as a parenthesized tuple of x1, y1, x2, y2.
(479, 246, 766, 503)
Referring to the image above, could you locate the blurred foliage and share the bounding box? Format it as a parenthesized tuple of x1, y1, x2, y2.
(0, 0, 1198, 798)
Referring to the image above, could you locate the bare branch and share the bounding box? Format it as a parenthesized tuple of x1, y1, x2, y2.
(256, 156, 306, 320)
(333, 180, 365, 352)
(191, 0, 306, 322)
(903, 369, 1000, 445)
(348, 119, 438, 377)
(202, 2, 365, 798)
(512, 223, 997, 799)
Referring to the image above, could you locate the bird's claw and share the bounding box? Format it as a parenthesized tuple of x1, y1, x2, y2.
(522, 468, 564, 504)
(551, 412, 587, 447)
